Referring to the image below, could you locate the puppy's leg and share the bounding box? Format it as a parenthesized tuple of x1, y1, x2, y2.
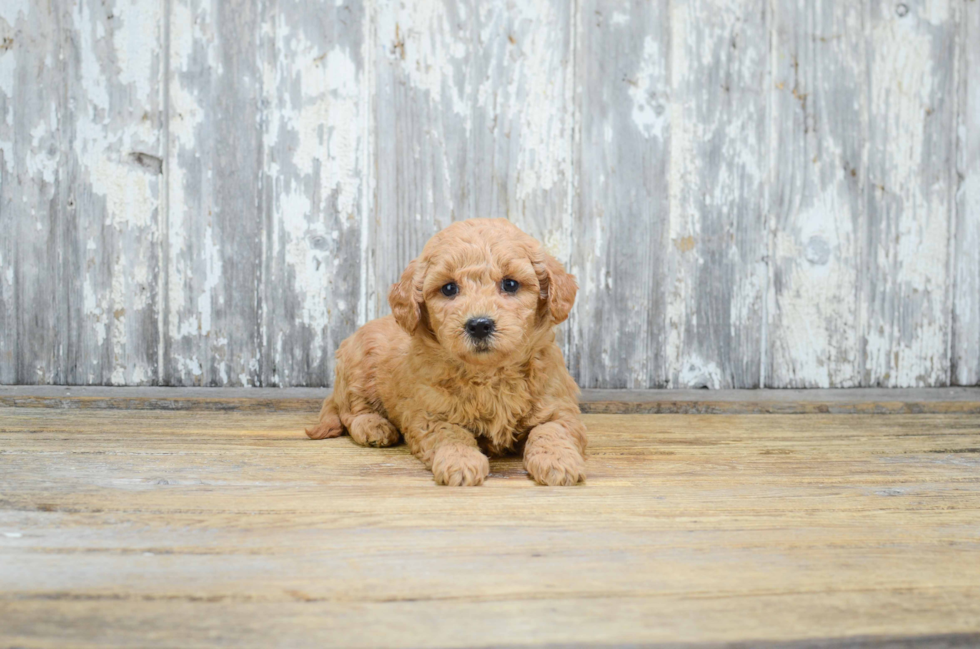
(403, 419, 489, 487)
(524, 418, 587, 486)
(306, 399, 344, 440)
(343, 412, 401, 448)
(308, 325, 400, 446)
(307, 338, 353, 440)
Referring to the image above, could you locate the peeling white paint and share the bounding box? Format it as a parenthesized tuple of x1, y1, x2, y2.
(112, 0, 159, 102)
(175, 355, 203, 378)
(920, 0, 950, 26)
(509, 1, 571, 205)
(610, 11, 629, 26)
(377, 0, 469, 120)
(167, 0, 213, 349)
(84, 275, 108, 347)
(24, 114, 58, 184)
(0, 0, 32, 26)
(955, 0, 980, 388)
(3, 0, 974, 389)
(75, 4, 109, 112)
(678, 355, 723, 390)
(666, 0, 698, 385)
(130, 363, 149, 385)
(766, 2, 869, 388)
(771, 189, 860, 387)
(196, 223, 221, 336)
(629, 36, 667, 140)
(864, 7, 950, 386)
(265, 14, 368, 372)
(108, 268, 130, 383)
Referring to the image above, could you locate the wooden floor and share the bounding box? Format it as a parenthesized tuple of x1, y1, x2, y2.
(2, 397, 980, 647)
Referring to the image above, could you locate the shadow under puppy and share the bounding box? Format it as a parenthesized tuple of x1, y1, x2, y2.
(306, 218, 587, 486)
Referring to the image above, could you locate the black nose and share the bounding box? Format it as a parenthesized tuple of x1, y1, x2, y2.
(465, 317, 495, 340)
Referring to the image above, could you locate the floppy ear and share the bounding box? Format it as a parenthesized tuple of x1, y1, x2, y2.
(388, 258, 424, 334)
(533, 249, 577, 324)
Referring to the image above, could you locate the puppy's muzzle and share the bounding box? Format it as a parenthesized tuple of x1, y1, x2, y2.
(465, 316, 495, 342)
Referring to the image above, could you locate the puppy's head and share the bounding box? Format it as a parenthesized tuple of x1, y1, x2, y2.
(388, 218, 577, 366)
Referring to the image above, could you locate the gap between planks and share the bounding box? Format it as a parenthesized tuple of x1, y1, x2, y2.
(0, 387, 977, 415)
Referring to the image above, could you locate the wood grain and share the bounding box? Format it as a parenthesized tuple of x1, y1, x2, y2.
(664, 0, 769, 390)
(1, 2, 978, 389)
(571, 0, 669, 389)
(69, 0, 165, 387)
(165, 0, 265, 387)
(1, 407, 979, 646)
(954, 0, 980, 387)
(769, 1, 961, 388)
(769, 0, 867, 388)
(862, 0, 958, 387)
(0, 1, 70, 384)
(0, 0, 164, 386)
(257, 0, 368, 388)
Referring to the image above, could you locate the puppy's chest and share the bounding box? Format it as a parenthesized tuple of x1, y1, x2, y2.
(447, 379, 536, 451)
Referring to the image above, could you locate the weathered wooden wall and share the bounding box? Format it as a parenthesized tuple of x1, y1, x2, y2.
(0, 0, 977, 388)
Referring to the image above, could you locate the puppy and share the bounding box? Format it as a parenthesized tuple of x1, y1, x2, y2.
(306, 218, 586, 486)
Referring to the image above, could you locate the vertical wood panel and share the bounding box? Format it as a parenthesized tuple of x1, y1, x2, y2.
(65, 0, 164, 385)
(953, 0, 980, 386)
(571, 0, 669, 389)
(769, 0, 959, 388)
(257, 0, 368, 387)
(664, 0, 769, 388)
(370, 0, 574, 321)
(0, 1, 69, 384)
(768, 0, 867, 387)
(863, 0, 957, 386)
(166, 0, 264, 386)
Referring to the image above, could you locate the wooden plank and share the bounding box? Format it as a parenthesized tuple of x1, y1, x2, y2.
(369, 0, 574, 320)
(256, 0, 368, 388)
(862, 0, 958, 386)
(0, 602, 977, 649)
(768, 0, 867, 388)
(570, 0, 669, 389)
(64, 0, 164, 386)
(0, 0, 163, 387)
(664, 0, 769, 389)
(0, 1, 69, 384)
(0, 386, 977, 414)
(165, 0, 264, 386)
(953, 0, 980, 387)
(769, 1, 960, 389)
(1, 409, 979, 646)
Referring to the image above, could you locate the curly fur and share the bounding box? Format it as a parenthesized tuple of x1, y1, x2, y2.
(306, 218, 587, 486)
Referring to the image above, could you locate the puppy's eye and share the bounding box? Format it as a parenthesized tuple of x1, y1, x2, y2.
(441, 282, 459, 297)
(501, 278, 520, 294)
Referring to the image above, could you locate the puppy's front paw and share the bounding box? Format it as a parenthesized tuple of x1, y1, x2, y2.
(431, 444, 490, 486)
(349, 414, 401, 448)
(524, 446, 586, 486)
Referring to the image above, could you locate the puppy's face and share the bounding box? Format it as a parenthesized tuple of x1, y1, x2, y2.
(389, 219, 577, 366)
(422, 242, 540, 365)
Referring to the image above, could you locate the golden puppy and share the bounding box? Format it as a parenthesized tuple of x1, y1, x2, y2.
(306, 218, 586, 486)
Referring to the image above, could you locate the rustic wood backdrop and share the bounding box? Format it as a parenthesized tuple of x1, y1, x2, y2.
(1, 0, 978, 389)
